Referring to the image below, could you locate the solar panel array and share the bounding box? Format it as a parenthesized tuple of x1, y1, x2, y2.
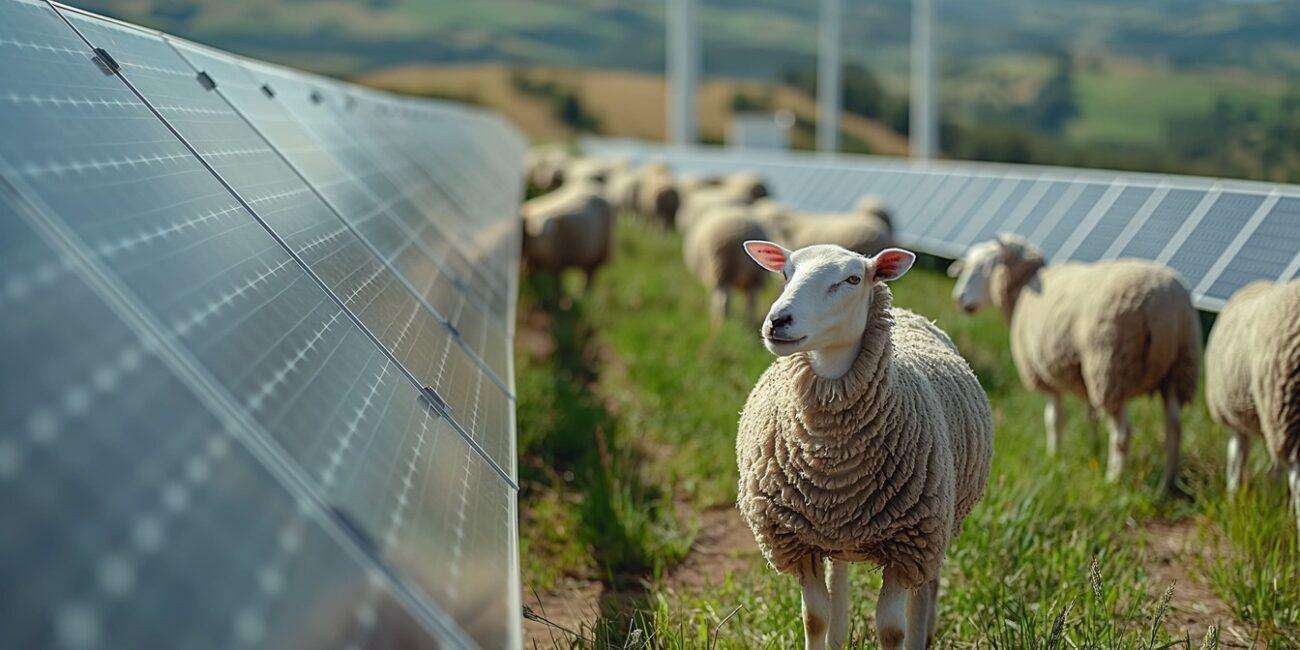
(0, 1, 523, 647)
(584, 138, 1300, 311)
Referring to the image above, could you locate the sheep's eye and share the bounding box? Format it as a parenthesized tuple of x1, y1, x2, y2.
(845, 275, 861, 285)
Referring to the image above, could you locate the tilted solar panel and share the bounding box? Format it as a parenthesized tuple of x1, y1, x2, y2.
(0, 188, 472, 649)
(0, 0, 522, 646)
(584, 139, 1300, 311)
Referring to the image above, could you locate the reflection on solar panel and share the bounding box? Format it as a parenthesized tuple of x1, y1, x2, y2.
(584, 138, 1300, 311)
(0, 1, 523, 647)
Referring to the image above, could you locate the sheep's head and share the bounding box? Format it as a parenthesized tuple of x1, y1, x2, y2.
(744, 241, 915, 356)
(949, 234, 1041, 313)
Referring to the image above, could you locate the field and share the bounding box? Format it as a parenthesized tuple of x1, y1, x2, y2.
(360, 64, 909, 155)
(515, 217, 1300, 648)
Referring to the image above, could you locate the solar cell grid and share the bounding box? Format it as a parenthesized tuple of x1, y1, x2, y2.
(169, 45, 512, 388)
(957, 176, 1032, 244)
(1116, 188, 1210, 261)
(0, 188, 465, 649)
(1203, 195, 1297, 300)
(1062, 185, 1156, 262)
(1163, 192, 1266, 287)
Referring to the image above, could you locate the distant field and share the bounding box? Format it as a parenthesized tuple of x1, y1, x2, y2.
(360, 64, 910, 155)
(944, 53, 1292, 148)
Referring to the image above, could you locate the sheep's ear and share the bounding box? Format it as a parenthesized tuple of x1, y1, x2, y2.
(871, 248, 915, 282)
(946, 259, 964, 278)
(743, 240, 790, 273)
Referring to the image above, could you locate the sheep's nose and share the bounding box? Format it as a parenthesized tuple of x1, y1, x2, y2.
(769, 313, 793, 329)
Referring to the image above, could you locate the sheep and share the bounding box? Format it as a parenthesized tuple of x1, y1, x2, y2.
(681, 205, 772, 324)
(519, 179, 613, 288)
(736, 242, 993, 650)
(948, 234, 1200, 494)
(677, 173, 771, 232)
(1204, 279, 1300, 533)
(634, 165, 681, 228)
(763, 198, 895, 256)
(524, 148, 570, 194)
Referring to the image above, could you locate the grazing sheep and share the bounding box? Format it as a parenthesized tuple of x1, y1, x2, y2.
(524, 148, 570, 194)
(635, 166, 681, 228)
(949, 235, 1200, 494)
(856, 195, 894, 232)
(682, 205, 772, 324)
(1204, 279, 1300, 532)
(737, 243, 993, 650)
(677, 173, 771, 232)
(764, 199, 895, 256)
(520, 180, 613, 287)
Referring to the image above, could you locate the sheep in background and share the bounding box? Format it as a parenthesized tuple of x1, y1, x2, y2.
(736, 243, 993, 649)
(677, 173, 771, 232)
(682, 205, 772, 324)
(949, 234, 1200, 494)
(563, 156, 628, 187)
(763, 198, 895, 256)
(524, 148, 570, 194)
(520, 180, 613, 289)
(1205, 279, 1300, 532)
(635, 165, 681, 229)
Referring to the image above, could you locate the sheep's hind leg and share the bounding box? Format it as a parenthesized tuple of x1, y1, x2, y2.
(800, 558, 831, 650)
(1044, 394, 1064, 457)
(876, 568, 907, 650)
(925, 578, 939, 644)
(904, 580, 933, 650)
(1227, 430, 1250, 494)
(1104, 405, 1132, 483)
(826, 560, 850, 649)
(1160, 391, 1185, 497)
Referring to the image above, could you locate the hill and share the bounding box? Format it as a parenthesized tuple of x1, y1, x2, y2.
(78, 0, 1300, 80)
(361, 64, 910, 154)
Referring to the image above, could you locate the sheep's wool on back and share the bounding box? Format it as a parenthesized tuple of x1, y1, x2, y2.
(736, 284, 993, 587)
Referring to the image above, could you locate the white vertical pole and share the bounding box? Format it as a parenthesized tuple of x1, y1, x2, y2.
(910, 0, 938, 158)
(816, 0, 842, 152)
(667, 0, 699, 145)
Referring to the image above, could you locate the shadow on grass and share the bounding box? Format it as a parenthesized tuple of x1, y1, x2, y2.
(518, 271, 691, 646)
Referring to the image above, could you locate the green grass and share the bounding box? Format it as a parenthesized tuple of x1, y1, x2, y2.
(517, 218, 1299, 647)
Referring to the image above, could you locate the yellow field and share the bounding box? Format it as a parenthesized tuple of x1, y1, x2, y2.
(360, 63, 910, 154)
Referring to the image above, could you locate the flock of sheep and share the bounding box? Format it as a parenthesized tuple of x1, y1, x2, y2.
(520, 149, 1300, 650)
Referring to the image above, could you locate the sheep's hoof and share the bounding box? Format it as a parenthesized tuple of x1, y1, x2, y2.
(1159, 482, 1192, 502)
(878, 628, 904, 649)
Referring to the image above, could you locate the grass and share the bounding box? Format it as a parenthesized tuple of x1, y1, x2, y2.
(516, 217, 1299, 647)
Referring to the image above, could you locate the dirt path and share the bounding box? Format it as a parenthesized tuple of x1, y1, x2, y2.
(1142, 519, 1252, 647)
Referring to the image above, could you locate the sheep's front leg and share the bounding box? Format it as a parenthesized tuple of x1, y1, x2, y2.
(1161, 392, 1183, 496)
(876, 568, 906, 649)
(800, 559, 831, 650)
(1227, 430, 1250, 494)
(1104, 406, 1131, 483)
(1044, 394, 1064, 457)
(904, 581, 933, 650)
(710, 287, 730, 325)
(826, 560, 850, 649)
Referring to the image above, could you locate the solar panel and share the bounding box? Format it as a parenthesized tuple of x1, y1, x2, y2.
(1, 1, 522, 646)
(1200, 195, 1297, 302)
(0, 182, 469, 648)
(586, 138, 1300, 311)
(1115, 188, 1210, 260)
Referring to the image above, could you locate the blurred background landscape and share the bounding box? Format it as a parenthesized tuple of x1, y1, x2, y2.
(81, 0, 1300, 181)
